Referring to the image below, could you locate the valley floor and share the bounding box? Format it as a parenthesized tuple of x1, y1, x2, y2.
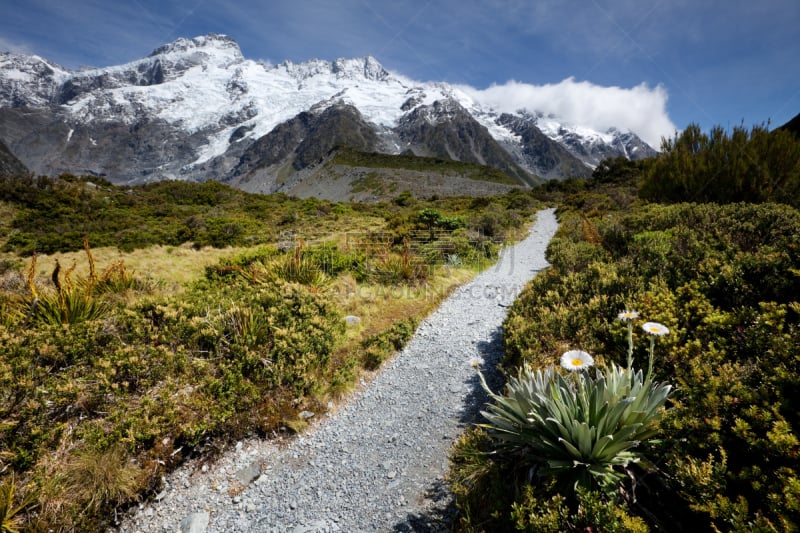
(118, 208, 558, 533)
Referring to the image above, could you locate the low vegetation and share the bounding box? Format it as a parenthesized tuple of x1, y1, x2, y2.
(0, 174, 541, 531)
(450, 123, 800, 531)
(3, 120, 800, 531)
(331, 146, 522, 185)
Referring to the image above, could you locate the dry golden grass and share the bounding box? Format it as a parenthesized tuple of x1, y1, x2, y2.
(31, 439, 141, 530)
(0, 201, 13, 238)
(318, 265, 477, 403)
(61, 445, 140, 512)
(333, 266, 475, 337)
(5, 243, 248, 290)
(0, 213, 387, 291)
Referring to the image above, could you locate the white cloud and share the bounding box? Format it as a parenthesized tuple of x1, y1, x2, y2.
(458, 78, 676, 148)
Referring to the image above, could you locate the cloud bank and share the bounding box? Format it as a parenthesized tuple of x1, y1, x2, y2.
(459, 78, 677, 148)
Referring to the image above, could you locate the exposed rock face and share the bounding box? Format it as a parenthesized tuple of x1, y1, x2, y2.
(0, 33, 658, 192)
(0, 107, 201, 181)
(555, 126, 658, 167)
(0, 137, 29, 176)
(396, 99, 537, 186)
(224, 103, 383, 192)
(496, 113, 592, 180)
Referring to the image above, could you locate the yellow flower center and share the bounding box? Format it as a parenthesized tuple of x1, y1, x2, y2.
(572, 359, 583, 367)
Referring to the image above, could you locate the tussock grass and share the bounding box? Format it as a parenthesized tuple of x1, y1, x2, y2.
(11, 243, 243, 289)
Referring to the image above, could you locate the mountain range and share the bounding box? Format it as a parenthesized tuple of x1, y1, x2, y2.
(0, 33, 657, 198)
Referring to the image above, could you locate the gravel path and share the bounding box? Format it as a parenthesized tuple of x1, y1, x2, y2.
(119, 208, 558, 533)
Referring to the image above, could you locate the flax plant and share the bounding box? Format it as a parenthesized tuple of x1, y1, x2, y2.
(0, 474, 35, 533)
(478, 311, 673, 498)
(271, 239, 331, 289)
(24, 244, 109, 326)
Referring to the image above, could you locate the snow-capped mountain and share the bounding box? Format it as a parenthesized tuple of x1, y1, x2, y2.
(0, 34, 656, 190)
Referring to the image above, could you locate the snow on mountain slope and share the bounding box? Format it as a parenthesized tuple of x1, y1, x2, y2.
(56, 35, 453, 166)
(0, 33, 656, 184)
(0, 53, 70, 107)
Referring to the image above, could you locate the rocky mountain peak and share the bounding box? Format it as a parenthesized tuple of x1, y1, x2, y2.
(280, 55, 391, 84)
(0, 52, 65, 77)
(148, 34, 243, 62)
(331, 56, 389, 81)
(0, 53, 69, 107)
(400, 97, 469, 127)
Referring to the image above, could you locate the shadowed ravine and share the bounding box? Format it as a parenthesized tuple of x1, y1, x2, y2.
(120, 208, 558, 533)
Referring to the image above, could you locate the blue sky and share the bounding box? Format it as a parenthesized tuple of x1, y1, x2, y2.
(1, 0, 798, 146)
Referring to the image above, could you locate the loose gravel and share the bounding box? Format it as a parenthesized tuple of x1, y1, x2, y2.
(119, 208, 558, 533)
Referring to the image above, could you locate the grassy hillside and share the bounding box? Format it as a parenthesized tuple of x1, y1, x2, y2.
(0, 173, 543, 531)
(330, 147, 524, 186)
(0, 175, 378, 255)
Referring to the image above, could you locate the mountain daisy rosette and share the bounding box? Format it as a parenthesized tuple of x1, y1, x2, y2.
(560, 350, 594, 371)
(476, 312, 674, 497)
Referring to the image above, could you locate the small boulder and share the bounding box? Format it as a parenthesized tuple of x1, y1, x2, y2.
(180, 511, 209, 533)
(234, 461, 262, 486)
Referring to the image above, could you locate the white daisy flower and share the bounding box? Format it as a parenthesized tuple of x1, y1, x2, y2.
(617, 310, 640, 322)
(560, 350, 594, 371)
(642, 322, 670, 336)
(469, 356, 485, 368)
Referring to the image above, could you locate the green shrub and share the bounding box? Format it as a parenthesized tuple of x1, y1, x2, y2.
(270, 246, 331, 288)
(416, 231, 495, 267)
(0, 175, 375, 255)
(302, 241, 368, 279)
(511, 487, 649, 533)
(0, 267, 345, 530)
(360, 317, 418, 369)
(369, 248, 429, 285)
(479, 201, 800, 531)
(394, 190, 415, 206)
(0, 258, 20, 276)
(640, 123, 800, 206)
